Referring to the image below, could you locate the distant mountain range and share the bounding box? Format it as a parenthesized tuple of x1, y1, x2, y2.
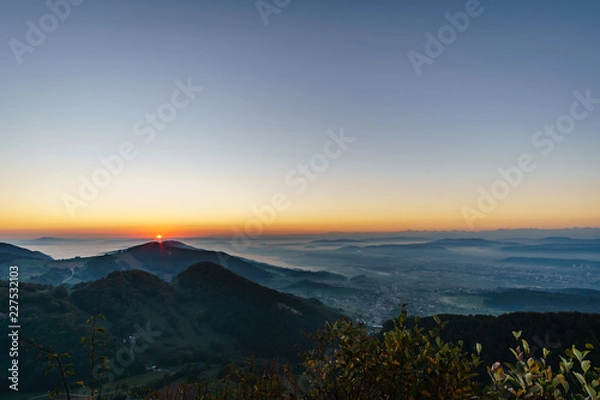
(501, 240, 600, 253)
(431, 238, 506, 247)
(498, 257, 600, 268)
(0, 240, 347, 289)
(2, 237, 599, 323)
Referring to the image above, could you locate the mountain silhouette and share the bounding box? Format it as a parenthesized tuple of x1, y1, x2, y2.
(0, 243, 53, 268)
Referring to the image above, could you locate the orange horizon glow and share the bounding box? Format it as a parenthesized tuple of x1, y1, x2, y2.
(2, 167, 599, 240)
(1, 218, 599, 240)
(2, 205, 599, 237)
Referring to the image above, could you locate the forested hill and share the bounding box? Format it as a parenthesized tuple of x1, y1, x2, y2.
(0, 262, 340, 393)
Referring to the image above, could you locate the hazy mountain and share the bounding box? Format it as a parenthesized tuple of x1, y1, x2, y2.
(498, 257, 600, 268)
(501, 241, 600, 253)
(431, 238, 506, 247)
(441, 288, 600, 314)
(480, 288, 600, 313)
(338, 242, 451, 255)
(535, 237, 600, 244)
(119, 241, 273, 283)
(310, 238, 362, 245)
(15, 241, 344, 289)
(0, 242, 53, 261)
(33, 237, 84, 243)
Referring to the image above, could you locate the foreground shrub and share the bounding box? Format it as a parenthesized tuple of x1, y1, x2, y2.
(485, 330, 600, 399)
(301, 305, 481, 399)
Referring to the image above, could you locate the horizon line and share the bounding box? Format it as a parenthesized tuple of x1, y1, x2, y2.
(2, 226, 600, 241)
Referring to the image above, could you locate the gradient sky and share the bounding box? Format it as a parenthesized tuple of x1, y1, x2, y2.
(1, 0, 599, 238)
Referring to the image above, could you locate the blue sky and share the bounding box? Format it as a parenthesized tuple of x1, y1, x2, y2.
(1, 0, 599, 237)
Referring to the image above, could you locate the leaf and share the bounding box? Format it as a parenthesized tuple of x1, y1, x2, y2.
(543, 348, 550, 358)
(510, 348, 519, 359)
(585, 384, 597, 398)
(572, 346, 584, 362)
(512, 330, 522, 340)
(581, 360, 591, 373)
(573, 371, 586, 386)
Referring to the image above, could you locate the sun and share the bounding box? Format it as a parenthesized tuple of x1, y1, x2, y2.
(155, 234, 162, 242)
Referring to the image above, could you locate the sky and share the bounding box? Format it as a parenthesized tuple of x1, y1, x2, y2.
(1, 0, 599, 239)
